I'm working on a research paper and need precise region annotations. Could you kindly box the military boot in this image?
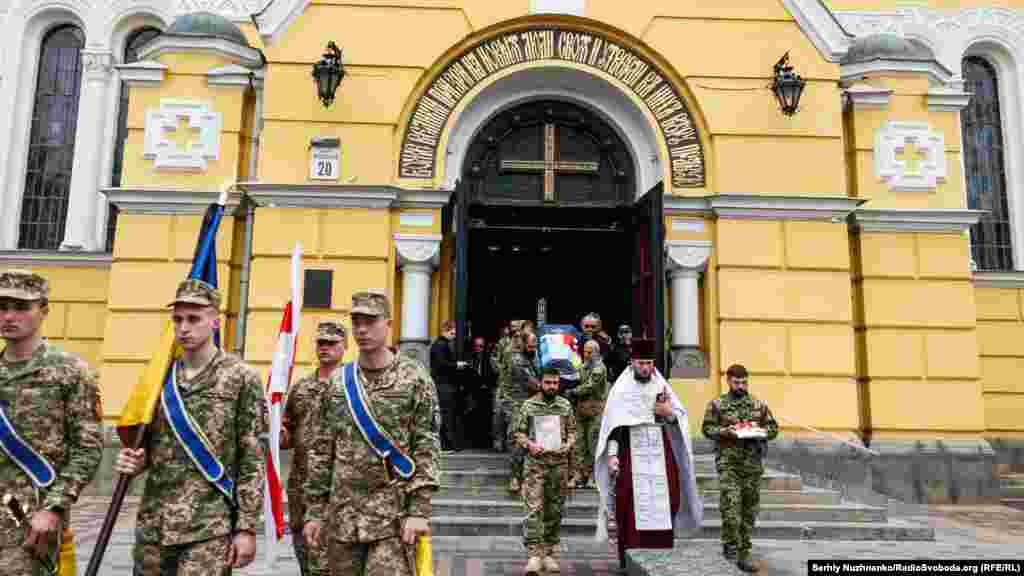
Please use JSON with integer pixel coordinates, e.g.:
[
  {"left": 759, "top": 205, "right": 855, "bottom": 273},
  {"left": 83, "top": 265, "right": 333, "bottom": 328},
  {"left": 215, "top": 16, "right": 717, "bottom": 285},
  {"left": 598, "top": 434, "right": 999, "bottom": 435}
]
[
  {"left": 737, "top": 554, "right": 759, "bottom": 573},
  {"left": 542, "top": 546, "right": 560, "bottom": 573},
  {"left": 722, "top": 545, "right": 737, "bottom": 560}
]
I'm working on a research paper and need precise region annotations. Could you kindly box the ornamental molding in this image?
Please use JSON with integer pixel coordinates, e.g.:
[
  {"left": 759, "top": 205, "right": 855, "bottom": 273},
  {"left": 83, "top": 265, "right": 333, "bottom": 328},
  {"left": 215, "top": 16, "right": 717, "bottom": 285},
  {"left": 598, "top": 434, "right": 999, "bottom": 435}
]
[
  {"left": 926, "top": 87, "right": 972, "bottom": 112},
  {"left": 874, "top": 121, "right": 946, "bottom": 193},
  {"left": 207, "top": 64, "right": 254, "bottom": 87},
  {"left": 102, "top": 187, "right": 242, "bottom": 215},
  {"left": 843, "top": 83, "right": 893, "bottom": 110},
  {"left": 80, "top": 50, "right": 113, "bottom": 76},
  {"left": 779, "top": 0, "right": 854, "bottom": 63},
  {"left": 176, "top": 0, "right": 267, "bottom": 23},
  {"left": 840, "top": 59, "right": 952, "bottom": 86},
  {"left": 116, "top": 61, "right": 167, "bottom": 85},
  {"left": 240, "top": 183, "right": 398, "bottom": 209},
  {"left": 849, "top": 208, "right": 983, "bottom": 233},
  {"left": 397, "top": 188, "right": 452, "bottom": 210},
  {"left": 665, "top": 240, "right": 712, "bottom": 273},
  {"left": 143, "top": 100, "right": 223, "bottom": 171},
  {"left": 973, "top": 271, "right": 1024, "bottom": 289},
  {"left": 138, "top": 35, "right": 263, "bottom": 69},
  {"left": 836, "top": 8, "right": 1024, "bottom": 83},
  {"left": 0, "top": 250, "right": 112, "bottom": 268},
  {"left": 394, "top": 234, "right": 442, "bottom": 268},
  {"left": 664, "top": 194, "right": 865, "bottom": 222}
]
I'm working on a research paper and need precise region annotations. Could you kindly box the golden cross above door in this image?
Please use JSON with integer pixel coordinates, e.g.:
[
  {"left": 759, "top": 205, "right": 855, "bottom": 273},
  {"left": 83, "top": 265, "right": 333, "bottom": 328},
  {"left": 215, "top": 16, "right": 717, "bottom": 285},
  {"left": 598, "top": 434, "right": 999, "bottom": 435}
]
[{"left": 500, "top": 124, "right": 600, "bottom": 202}]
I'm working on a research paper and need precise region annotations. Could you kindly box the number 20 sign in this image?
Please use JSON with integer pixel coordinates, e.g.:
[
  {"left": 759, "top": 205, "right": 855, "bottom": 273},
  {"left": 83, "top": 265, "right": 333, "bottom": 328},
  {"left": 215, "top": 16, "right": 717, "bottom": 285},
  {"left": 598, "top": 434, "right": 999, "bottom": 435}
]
[{"left": 310, "top": 146, "right": 340, "bottom": 181}]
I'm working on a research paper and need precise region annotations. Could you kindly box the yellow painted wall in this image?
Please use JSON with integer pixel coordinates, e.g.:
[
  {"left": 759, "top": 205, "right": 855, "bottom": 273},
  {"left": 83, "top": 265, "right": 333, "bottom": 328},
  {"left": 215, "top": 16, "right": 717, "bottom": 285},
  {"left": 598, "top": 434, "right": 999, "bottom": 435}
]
[
  {"left": 853, "top": 231, "right": 984, "bottom": 439},
  {"left": 100, "top": 213, "right": 237, "bottom": 419},
  {"left": 975, "top": 285, "right": 1024, "bottom": 437},
  {"left": 12, "top": 266, "right": 110, "bottom": 372},
  {"left": 715, "top": 218, "right": 859, "bottom": 436},
  {"left": 244, "top": 207, "right": 395, "bottom": 378}
]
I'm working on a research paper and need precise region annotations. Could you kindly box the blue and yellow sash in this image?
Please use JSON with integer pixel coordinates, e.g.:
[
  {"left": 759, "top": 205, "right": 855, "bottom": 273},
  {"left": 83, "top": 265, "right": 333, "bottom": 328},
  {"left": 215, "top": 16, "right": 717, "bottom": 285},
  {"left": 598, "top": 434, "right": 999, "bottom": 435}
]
[
  {"left": 161, "top": 362, "right": 234, "bottom": 499},
  {"left": 0, "top": 402, "right": 55, "bottom": 488},
  {"left": 341, "top": 362, "right": 415, "bottom": 479}
]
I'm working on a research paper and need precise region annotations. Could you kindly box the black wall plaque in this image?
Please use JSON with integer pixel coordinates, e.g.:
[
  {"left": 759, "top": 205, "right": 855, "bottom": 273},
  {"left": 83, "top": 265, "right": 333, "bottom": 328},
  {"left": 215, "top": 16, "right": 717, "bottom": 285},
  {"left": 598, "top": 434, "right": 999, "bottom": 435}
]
[{"left": 304, "top": 269, "right": 333, "bottom": 309}]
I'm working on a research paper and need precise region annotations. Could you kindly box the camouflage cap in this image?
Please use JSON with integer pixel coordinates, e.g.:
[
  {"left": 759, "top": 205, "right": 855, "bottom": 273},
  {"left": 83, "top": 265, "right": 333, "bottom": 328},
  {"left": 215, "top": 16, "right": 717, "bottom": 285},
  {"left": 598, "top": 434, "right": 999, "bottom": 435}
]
[
  {"left": 0, "top": 269, "right": 48, "bottom": 301},
  {"left": 316, "top": 319, "right": 347, "bottom": 342},
  {"left": 168, "top": 279, "right": 222, "bottom": 308},
  {"left": 350, "top": 289, "right": 390, "bottom": 318}
]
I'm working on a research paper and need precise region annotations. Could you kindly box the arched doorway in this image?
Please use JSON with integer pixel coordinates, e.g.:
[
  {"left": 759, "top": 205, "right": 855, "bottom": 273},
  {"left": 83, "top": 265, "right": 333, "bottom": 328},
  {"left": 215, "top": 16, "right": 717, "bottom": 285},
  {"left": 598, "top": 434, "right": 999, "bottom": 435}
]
[{"left": 447, "top": 99, "right": 665, "bottom": 370}]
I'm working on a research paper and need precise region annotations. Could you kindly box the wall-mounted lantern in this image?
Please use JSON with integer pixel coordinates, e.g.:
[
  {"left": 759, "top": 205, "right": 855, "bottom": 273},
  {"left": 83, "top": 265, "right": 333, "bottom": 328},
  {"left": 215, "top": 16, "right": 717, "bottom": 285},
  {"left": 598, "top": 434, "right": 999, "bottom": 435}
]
[
  {"left": 771, "top": 51, "right": 806, "bottom": 116},
  {"left": 312, "top": 41, "right": 345, "bottom": 108}
]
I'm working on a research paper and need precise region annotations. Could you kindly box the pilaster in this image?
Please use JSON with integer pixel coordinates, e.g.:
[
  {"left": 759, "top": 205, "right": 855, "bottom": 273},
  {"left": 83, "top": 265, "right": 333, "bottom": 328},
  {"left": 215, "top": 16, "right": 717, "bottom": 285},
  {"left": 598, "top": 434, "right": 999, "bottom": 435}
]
[
  {"left": 665, "top": 240, "right": 711, "bottom": 378},
  {"left": 395, "top": 234, "right": 441, "bottom": 366}
]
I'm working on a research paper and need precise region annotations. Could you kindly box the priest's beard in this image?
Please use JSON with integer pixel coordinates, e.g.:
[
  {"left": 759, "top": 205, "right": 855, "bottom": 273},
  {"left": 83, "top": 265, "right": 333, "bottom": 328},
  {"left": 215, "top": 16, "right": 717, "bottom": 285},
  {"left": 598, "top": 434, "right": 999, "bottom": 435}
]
[{"left": 635, "top": 371, "right": 652, "bottom": 384}]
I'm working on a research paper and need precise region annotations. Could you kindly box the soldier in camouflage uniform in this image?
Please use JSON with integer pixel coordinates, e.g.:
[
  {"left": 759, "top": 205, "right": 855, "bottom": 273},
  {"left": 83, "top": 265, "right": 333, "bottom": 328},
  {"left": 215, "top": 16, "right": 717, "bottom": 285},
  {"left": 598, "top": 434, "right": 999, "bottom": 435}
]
[
  {"left": 489, "top": 321, "right": 516, "bottom": 452},
  {"left": 702, "top": 364, "right": 778, "bottom": 573},
  {"left": 566, "top": 340, "right": 608, "bottom": 488},
  {"left": 283, "top": 320, "right": 347, "bottom": 576},
  {"left": 0, "top": 270, "right": 103, "bottom": 576},
  {"left": 512, "top": 367, "right": 576, "bottom": 575},
  {"left": 116, "top": 279, "right": 266, "bottom": 575},
  {"left": 303, "top": 290, "right": 439, "bottom": 576},
  {"left": 504, "top": 332, "right": 540, "bottom": 494}
]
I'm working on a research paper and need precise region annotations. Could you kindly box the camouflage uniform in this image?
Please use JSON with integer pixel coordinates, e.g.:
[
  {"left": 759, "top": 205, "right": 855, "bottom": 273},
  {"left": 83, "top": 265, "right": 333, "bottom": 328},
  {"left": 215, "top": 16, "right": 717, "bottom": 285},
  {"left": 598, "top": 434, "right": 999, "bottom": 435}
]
[
  {"left": 304, "top": 291, "right": 439, "bottom": 576},
  {"left": 504, "top": 349, "right": 538, "bottom": 486},
  {"left": 0, "top": 270, "right": 103, "bottom": 576},
  {"left": 512, "top": 394, "right": 576, "bottom": 560},
  {"left": 568, "top": 356, "right": 608, "bottom": 484},
  {"left": 284, "top": 321, "right": 345, "bottom": 576},
  {"left": 701, "top": 392, "right": 778, "bottom": 562},
  {"left": 489, "top": 335, "right": 511, "bottom": 451},
  {"left": 133, "top": 280, "right": 267, "bottom": 575}
]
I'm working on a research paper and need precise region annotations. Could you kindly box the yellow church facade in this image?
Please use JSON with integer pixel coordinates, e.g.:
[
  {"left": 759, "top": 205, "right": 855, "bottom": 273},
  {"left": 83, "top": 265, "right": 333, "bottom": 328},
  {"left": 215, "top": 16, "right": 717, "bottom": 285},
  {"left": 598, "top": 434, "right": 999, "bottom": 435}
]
[{"left": 2, "top": 0, "right": 1024, "bottom": 502}]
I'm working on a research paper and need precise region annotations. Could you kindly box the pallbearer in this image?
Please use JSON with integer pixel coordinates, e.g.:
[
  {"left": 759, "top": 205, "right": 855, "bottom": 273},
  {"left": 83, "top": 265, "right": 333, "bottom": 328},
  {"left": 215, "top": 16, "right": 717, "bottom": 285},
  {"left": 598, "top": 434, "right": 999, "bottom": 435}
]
[
  {"left": 0, "top": 270, "right": 103, "bottom": 575},
  {"left": 283, "top": 320, "right": 348, "bottom": 575},
  {"left": 593, "top": 338, "right": 703, "bottom": 570},
  {"left": 115, "top": 279, "right": 266, "bottom": 574}
]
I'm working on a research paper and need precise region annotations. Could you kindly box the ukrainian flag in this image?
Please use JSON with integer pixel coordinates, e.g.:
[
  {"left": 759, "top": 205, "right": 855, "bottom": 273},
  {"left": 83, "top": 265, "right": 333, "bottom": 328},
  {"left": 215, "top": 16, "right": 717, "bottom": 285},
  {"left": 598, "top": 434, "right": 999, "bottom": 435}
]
[{"left": 116, "top": 200, "right": 226, "bottom": 439}]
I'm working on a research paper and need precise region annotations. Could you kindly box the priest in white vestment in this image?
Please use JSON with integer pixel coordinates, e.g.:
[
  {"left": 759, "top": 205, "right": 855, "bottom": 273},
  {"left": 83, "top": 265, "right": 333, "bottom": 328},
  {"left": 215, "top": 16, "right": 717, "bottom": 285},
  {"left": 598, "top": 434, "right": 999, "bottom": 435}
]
[{"left": 593, "top": 338, "right": 703, "bottom": 569}]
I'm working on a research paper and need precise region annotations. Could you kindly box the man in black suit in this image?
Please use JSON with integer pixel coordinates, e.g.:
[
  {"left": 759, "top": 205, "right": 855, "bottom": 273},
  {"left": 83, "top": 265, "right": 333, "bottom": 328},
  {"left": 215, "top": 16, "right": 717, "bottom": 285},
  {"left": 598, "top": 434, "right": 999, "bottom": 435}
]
[{"left": 430, "top": 320, "right": 464, "bottom": 452}]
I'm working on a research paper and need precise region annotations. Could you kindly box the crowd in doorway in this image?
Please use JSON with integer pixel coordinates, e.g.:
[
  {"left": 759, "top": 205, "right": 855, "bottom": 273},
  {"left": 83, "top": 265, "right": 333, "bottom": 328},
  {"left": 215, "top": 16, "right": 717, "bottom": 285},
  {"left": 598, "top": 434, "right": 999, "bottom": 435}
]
[{"left": 428, "top": 314, "right": 634, "bottom": 461}]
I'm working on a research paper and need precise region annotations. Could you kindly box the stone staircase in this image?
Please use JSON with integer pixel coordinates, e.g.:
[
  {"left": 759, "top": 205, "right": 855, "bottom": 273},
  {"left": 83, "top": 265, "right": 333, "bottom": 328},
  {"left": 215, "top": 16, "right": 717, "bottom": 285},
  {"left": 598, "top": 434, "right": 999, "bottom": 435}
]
[
  {"left": 1001, "top": 473, "right": 1024, "bottom": 510},
  {"left": 431, "top": 450, "right": 934, "bottom": 543}
]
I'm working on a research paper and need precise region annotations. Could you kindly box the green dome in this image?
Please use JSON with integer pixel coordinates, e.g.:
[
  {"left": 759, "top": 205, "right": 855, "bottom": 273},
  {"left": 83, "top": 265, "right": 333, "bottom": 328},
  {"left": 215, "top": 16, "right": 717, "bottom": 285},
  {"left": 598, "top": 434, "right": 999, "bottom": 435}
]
[
  {"left": 167, "top": 11, "right": 250, "bottom": 47},
  {"left": 841, "top": 33, "right": 935, "bottom": 65}
]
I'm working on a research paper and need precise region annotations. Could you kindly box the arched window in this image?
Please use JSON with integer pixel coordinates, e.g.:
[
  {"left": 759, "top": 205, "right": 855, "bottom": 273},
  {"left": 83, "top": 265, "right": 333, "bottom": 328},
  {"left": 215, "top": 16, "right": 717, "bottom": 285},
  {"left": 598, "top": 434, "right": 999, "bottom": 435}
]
[
  {"left": 107, "top": 26, "right": 161, "bottom": 252},
  {"left": 962, "top": 56, "right": 1013, "bottom": 270},
  {"left": 18, "top": 25, "right": 85, "bottom": 250}
]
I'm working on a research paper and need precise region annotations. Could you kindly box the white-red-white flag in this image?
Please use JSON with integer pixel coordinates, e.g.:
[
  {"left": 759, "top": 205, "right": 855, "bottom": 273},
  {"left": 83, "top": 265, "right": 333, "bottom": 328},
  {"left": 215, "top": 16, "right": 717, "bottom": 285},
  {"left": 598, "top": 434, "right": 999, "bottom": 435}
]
[{"left": 264, "top": 242, "right": 302, "bottom": 568}]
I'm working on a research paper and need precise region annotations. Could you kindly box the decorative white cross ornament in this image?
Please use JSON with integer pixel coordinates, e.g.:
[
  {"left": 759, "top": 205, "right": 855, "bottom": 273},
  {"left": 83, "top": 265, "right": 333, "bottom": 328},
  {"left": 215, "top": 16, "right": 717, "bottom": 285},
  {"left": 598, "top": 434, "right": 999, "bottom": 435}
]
[
  {"left": 143, "top": 100, "right": 222, "bottom": 171},
  {"left": 874, "top": 121, "right": 946, "bottom": 192}
]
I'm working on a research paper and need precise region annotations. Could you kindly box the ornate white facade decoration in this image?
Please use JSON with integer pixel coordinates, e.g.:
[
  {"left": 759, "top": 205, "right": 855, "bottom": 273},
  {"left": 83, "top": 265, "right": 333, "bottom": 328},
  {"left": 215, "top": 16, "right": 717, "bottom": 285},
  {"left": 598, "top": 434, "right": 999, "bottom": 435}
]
[
  {"left": 874, "top": 122, "right": 946, "bottom": 193},
  {"left": 143, "top": 100, "right": 222, "bottom": 171},
  {"left": 395, "top": 235, "right": 442, "bottom": 268},
  {"left": 530, "top": 0, "right": 585, "bottom": 17},
  {"left": 177, "top": 0, "right": 268, "bottom": 22}
]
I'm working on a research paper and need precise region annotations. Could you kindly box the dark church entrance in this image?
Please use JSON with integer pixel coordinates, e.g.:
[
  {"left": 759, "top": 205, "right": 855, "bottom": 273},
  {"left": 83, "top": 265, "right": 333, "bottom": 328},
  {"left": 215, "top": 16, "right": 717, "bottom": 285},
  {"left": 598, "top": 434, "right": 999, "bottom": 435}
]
[{"left": 446, "top": 100, "right": 665, "bottom": 371}]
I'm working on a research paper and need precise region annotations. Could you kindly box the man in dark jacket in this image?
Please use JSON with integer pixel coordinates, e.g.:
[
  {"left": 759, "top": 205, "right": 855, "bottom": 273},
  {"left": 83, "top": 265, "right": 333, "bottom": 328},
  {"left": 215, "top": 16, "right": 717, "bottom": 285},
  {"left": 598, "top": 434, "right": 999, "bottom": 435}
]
[
  {"left": 430, "top": 320, "right": 464, "bottom": 452},
  {"left": 606, "top": 324, "right": 633, "bottom": 382}
]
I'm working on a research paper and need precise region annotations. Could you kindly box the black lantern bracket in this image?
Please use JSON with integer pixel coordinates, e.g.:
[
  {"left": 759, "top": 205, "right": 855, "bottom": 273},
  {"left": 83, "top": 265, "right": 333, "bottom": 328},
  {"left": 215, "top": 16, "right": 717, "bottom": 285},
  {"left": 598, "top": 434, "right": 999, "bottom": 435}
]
[
  {"left": 771, "top": 51, "right": 806, "bottom": 116},
  {"left": 312, "top": 41, "right": 345, "bottom": 108}
]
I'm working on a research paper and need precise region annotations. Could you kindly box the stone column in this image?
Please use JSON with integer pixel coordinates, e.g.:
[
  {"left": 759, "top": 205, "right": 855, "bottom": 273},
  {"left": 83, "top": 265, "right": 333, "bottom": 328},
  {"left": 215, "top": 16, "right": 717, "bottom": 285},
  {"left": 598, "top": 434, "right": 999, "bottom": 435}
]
[
  {"left": 665, "top": 240, "right": 712, "bottom": 378},
  {"left": 61, "top": 50, "right": 114, "bottom": 251},
  {"left": 395, "top": 234, "right": 441, "bottom": 365}
]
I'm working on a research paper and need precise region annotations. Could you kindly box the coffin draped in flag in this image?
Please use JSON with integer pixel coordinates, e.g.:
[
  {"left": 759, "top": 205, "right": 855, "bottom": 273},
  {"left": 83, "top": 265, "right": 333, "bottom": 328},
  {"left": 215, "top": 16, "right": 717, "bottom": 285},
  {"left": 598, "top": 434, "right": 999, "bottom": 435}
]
[
  {"left": 116, "top": 201, "right": 225, "bottom": 441},
  {"left": 264, "top": 243, "right": 302, "bottom": 567}
]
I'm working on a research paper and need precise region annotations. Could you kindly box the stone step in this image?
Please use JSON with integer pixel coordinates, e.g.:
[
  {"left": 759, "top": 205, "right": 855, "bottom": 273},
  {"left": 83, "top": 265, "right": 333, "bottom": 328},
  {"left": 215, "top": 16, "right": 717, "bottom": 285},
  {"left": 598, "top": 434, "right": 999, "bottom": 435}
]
[
  {"left": 440, "top": 469, "right": 802, "bottom": 492},
  {"left": 442, "top": 451, "right": 719, "bottom": 472},
  {"left": 429, "top": 516, "right": 933, "bottom": 541},
  {"left": 436, "top": 486, "right": 840, "bottom": 505},
  {"left": 430, "top": 498, "right": 887, "bottom": 523}
]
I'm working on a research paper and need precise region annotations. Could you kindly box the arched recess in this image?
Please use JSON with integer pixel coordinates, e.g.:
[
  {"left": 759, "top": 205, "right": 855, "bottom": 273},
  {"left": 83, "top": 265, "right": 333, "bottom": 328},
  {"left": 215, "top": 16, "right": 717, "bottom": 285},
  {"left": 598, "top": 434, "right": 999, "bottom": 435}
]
[
  {"left": 395, "top": 15, "right": 711, "bottom": 195},
  {"left": 963, "top": 39, "right": 1024, "bottom": 271},
  {"left": 0, "top": 4, "right": 90, "bottom": 249}
]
